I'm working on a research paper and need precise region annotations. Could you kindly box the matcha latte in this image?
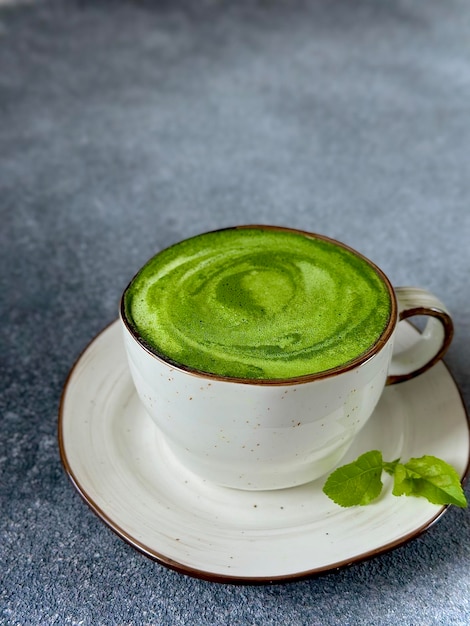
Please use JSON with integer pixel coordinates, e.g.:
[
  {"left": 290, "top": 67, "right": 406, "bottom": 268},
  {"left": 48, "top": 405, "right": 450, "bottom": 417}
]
[{"left": 122, "top": 227, "right": 393, "bottom": 380}]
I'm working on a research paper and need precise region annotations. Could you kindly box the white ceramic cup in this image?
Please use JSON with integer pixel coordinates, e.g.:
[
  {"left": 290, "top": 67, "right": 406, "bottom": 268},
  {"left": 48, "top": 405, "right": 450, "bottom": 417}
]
[{"left": 120, "top": 230, "right": 453, "bottom": 491}]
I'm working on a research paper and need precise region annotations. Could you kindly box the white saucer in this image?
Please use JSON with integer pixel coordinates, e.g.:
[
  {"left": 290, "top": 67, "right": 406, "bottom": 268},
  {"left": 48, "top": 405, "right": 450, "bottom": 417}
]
[{"left": 59, "top": 321, "right": 469, "bottom": 583}]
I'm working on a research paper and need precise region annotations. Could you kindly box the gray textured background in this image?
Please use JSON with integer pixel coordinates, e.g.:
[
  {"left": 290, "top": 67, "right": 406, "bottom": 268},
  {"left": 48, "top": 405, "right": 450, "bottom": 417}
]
[{"left": 1, "top": 0, "right": 469, "bottom": 624}]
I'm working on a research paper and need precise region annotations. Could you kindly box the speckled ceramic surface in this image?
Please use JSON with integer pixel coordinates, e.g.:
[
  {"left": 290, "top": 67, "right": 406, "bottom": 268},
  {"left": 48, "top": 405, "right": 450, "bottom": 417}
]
[{"left": 59, "top": 320, "right": 469, "bottom": 583}]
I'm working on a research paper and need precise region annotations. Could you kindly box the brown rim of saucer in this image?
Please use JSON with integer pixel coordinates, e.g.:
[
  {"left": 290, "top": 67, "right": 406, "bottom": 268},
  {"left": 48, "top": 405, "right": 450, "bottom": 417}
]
[
  {"left": 120, "top": 224, "right": 398, "bottom": 386},
  {"left": 57, "top": 319, "right": 470, "bottom": 585}
]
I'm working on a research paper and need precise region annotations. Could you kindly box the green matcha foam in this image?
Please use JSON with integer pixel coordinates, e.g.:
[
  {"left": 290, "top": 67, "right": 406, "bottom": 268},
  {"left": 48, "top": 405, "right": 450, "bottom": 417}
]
[{"left": 123, "top": 227, "right": 392, "bottom": 380}]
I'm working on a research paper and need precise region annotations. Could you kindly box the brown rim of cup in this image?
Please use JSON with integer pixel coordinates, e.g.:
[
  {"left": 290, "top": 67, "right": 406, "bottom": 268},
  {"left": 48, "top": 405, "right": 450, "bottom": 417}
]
[{"left": 119, "top": 224, "right": 398, "bottom": 386}]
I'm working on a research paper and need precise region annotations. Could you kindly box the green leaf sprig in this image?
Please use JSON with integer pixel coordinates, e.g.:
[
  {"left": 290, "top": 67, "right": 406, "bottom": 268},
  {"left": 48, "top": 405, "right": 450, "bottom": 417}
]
[{"left": 323, "top": 450, "right": 467, "bottom": 508}]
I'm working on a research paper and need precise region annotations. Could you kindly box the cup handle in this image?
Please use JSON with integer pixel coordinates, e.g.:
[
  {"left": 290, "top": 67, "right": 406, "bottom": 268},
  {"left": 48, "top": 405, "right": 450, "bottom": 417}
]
[{"left": 386, "top": 287, "right": 454, "bottom": 385}]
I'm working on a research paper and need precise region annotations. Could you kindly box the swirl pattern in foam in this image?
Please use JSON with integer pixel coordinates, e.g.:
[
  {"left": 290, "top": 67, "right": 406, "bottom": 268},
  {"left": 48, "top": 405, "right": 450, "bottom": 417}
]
[{"left": 123, "top": 227, "right": 392, "bottom": 380}]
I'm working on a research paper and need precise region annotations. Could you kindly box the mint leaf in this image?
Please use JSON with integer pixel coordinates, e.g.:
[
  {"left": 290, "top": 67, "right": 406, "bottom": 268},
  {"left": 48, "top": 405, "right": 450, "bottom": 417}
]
[
  {"left": 392, "top": 455, "right": 467, "bottom": 508},
  {"left": 383, "top": 458, "right": 400, "bottom": 476},
  {"left": 323, "top": 451, "right": 467, "bottom": 509},
  {"left": 322, "top": 450, "right": 384, "bottom": 507}
]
